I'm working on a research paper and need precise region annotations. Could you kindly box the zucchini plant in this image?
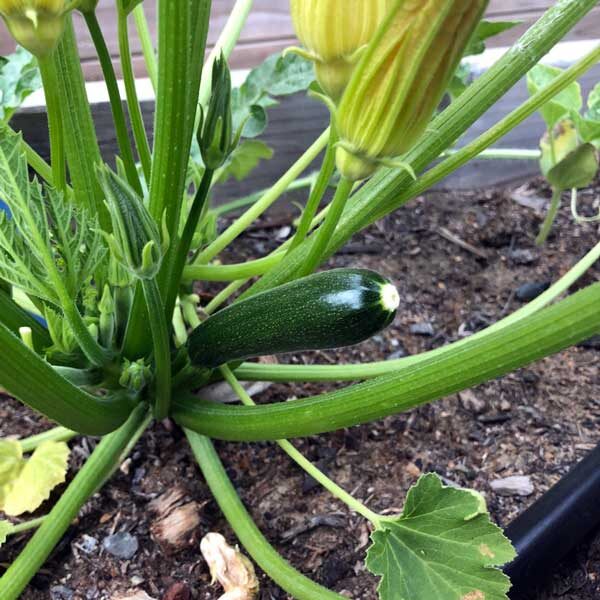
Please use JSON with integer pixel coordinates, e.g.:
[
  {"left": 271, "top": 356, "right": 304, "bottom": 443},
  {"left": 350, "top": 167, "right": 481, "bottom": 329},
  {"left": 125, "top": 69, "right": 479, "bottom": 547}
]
[{"left": 0, "top": 0, "right": 599, "bottom": 598}]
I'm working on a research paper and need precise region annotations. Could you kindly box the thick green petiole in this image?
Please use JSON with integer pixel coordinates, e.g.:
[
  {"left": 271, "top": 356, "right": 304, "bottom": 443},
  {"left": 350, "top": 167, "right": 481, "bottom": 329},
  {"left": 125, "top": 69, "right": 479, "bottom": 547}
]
[
  {"left": 0, "top": 404, "right": 150, "bottom": 600},
  {"left": 142, "top": 279, "right": 172, "bottom": 420},
  {"left": 287, "top": 127, "right": 338, "bottom": 254},
  {"left": 186, "top": 430, "right": 345, "bottom": 600},
  {"left": 297, "top": 176, "right": 353, "bottom": 278},
  {"left": 19, "top": 427, "right": 76, "bottom": 453},
  {"left": 164, "top": 168, "right": 214, "bottom": 322},
  {"left": 118, "top": 9, "right": 152, "bottom": 182}
]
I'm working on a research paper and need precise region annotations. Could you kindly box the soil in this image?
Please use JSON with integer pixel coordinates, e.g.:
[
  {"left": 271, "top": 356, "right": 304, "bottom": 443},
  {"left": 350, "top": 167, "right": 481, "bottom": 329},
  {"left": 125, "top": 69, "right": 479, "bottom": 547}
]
[{"left": 1, "top": 176, "right": 600, "bottom": 600}]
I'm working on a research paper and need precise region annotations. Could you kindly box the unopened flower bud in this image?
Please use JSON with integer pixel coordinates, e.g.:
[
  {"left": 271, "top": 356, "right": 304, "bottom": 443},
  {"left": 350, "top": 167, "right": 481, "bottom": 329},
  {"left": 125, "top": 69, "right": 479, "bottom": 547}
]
[
  {"left": 289, "top": 0, "right": 394, "bottom": 100},
  {"left": 0, "top": 0, "right": 70, "bottom": 57},
  {"left": 199, "top": 54, "right": 236, "bottom": 170},
  {"left": 96, "top": 165, "right": 164, "bottom": 280},
  {"left": 336, "top": 0, "right": 488, "bottom": 181}
]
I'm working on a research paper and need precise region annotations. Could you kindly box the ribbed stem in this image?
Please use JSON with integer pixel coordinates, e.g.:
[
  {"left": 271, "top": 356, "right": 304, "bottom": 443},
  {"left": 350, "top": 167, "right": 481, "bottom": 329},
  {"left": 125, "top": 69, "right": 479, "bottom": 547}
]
[
  {"left": 0, "top": 404, "right": 149, "bottom": 600},
  {"left": 85, "top": 11, "right": 143, "bottom": 195},
  {"left": 142, "top": 278, "right": 172, "bottom": 419},
  {"left": 118, "top": 9, "right": 152, "bottom": 182}
]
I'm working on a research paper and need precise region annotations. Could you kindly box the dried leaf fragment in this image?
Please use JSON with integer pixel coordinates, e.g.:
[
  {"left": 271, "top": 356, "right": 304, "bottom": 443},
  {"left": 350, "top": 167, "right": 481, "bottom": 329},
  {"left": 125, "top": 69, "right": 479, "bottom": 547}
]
[{"left": 200, "top": 533, "right": 259, "bottom": 600}]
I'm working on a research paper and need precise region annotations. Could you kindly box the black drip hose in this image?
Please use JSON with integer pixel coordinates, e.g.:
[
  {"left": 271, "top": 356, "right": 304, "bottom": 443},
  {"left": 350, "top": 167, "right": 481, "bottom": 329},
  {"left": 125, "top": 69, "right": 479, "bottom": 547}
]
[{"left": 505, "top": 441, "right": 600, "bottom": 598}]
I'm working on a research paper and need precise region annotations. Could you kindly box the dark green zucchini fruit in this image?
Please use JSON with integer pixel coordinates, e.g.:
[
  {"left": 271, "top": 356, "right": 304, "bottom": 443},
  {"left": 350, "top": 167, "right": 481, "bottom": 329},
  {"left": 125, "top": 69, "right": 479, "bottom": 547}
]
[{"left": 187, "top": 268, "right": 399, "bottom": 368}]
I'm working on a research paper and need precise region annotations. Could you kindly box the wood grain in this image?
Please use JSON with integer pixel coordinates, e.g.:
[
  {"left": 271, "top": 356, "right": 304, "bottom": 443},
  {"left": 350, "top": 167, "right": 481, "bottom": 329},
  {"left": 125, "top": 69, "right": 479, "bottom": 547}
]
[{"left": 1, "top": 1, "right": 598, "bottom": 79}]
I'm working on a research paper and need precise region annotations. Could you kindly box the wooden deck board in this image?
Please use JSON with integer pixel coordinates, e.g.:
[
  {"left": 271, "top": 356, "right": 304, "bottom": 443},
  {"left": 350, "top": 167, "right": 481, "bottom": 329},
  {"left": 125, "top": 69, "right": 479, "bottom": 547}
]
[{"left": 1, "top": 1, "right": 598, "bottom": 79}]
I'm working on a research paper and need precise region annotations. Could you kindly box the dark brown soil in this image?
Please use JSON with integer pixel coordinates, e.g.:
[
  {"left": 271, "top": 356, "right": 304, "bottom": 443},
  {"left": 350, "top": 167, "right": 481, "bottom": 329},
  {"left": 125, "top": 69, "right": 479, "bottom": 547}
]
[{"left": 2, "top": 177, "right": 600, "bottom": 600}]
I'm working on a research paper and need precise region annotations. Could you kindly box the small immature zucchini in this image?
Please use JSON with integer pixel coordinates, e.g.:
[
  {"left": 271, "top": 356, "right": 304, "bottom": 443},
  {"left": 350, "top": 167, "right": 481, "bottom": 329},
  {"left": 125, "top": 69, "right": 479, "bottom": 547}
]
[{"left": 187, "top": 268, "right": 399, "bottom": 368}]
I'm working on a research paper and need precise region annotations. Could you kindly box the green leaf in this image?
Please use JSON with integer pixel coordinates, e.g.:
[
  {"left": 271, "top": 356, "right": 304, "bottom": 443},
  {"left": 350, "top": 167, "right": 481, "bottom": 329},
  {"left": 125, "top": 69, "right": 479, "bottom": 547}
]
[
  {"left": 216, "top": 140, "right": 274, "bottom": 185},
  {"left": 546, "top": 143, "right": 599, "bottom": 190},
  {"left": 527, "top": 64, "right": 582, "bottom": 130},
  {"left": 0, "top": 125, "right": 107, "bottom": 303},
  {"left": 366, "top": 474, "right": 516, "bottom": 600},
  {"left": 0, "top": 47, "right": 41, "bottom": 123},
  {"left": 586, "top": 82, "right": 600, "bottom": 120},
  {"left": 0, "top": 520, "right": 13, "bottom": 547},
  {"left": 231, "top": 52, "right": 314, "bottom": 139},
  {"left": 1, "top": 441, "right": 70, "bottom": 516},
  {"left": 464, "top": 21, "right": 521, "bottom": 57}
]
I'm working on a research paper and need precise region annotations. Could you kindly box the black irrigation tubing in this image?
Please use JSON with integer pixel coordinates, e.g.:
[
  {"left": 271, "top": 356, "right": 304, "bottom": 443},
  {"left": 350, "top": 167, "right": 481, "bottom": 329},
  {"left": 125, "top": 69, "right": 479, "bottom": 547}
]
[{"left": 505, "top": 441, "right": 600, "bottom": 598}]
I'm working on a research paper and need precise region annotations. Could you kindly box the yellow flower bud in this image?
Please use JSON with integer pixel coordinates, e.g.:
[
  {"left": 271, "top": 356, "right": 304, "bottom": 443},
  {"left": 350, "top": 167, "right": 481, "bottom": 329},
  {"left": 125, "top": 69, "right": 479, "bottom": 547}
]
[
  {"left": 0, "top": 0, "right": 70, "bottom": 57},
  {"left": 336, "top": 0, "right": 488, "bottom": 181},
  {"left": 289, "top": 0, "right": 395, "bottom": 100}
]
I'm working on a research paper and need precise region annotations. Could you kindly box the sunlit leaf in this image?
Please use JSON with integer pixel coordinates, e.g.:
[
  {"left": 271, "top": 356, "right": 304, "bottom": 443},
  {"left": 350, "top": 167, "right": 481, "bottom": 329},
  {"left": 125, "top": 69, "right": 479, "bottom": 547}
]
[
  {"left": 586, "top": 83, "right": 600, "bottom": 121},
  {"left": 527, "top": 64, "right": 582, "bottom": 130},
  {"left": 1, "top": 441, "right": 70, "bottom": 516},
  {"left": 0, "top": 439, "right": 23, "bottom": 487},
  {"left": 366, "top": 474, "right": 516, "bottom": 600}
]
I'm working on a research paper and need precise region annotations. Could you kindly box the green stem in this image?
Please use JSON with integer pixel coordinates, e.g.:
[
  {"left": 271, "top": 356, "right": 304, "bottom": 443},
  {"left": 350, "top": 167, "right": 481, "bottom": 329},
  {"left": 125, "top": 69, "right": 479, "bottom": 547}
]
[
  {"left": 184, "top": 252, "right": 283, "bottom": 282},
  {"left": 164, "top": 168, "right": 214, "bottom": 323},
  {"left": 84, "top": 11, "right": 143, "bottom": 195},
  {"left": 185, "top": 430, "right": 345, "bottom": 600},
  {"left": 536, "top": 187, "right": 563, "bottom": 246},
  {"left": 23, "top": 138, "right": 54, "bottom": 185},
  {"left": 19, "top": 427, "right": 76, "bottom": 453},
  {"left": 288, "top": 128, "right": 338, "bottom": 253},
  {"left": 174, "top": 284, "right": 600, "bottom": 441},
  {"left": 10, "top": 517, "right": 46, "bottom": 535},
  {"left": 195, "top": 129, "right": 330, "bottom": 265},
  {"left": 37, "top": 57, "right": 66, "bottom": 192},
  {"left": 133, "top": 4, "right": 157, "bottom": 90},
  {"left": 298, "top": 177, "right": 353, "bottom": 277},
  {"left": 214, "top": 174, "right": 318, "bottom": 217},
  {"left": 117, "top": 9, "right": 152, "bottom": 182},
  {"left": 235, "top": 237, "right": 600, "bottom": 382},
  {"left": 221, "top": 365, "right": 381, "bottom": 525},
  {"left": 442, "top": 148, "right": 541, "bottom": 160},
  {"left": 205, "top": 280, "right": 247, "bottom": 314},
  {"left": 0, "top": 404, "right": 149, "bottom": 600},
  {"left": 141, "top": 279, "right": 172, "bottom": 420}
]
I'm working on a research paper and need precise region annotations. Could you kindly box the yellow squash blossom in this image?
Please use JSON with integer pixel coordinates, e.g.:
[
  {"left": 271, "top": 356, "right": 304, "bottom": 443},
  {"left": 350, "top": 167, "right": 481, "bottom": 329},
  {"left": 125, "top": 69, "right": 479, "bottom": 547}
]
[
  {"left": 336, "top": 0, "right": 489, "bottom": 181},
  {"left": 0, "top": 0, "right": 71, "bottom": 57},
  {"left": 289, "top": 0, "right": 395, "bottom": 100}
]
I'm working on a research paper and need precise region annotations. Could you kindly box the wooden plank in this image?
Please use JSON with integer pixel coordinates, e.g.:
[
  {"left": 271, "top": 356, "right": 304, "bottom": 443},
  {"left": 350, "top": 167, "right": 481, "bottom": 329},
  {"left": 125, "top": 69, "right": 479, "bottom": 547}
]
[{"left": 1, "top": 2, "right": 598, "bottom": 80}]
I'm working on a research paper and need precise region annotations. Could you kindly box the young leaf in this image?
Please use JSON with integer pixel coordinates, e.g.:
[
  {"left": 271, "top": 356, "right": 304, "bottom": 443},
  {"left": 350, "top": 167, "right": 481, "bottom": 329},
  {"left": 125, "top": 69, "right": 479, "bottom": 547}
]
[
  {"left": 527, "top": 64, "right": 582, "bottom": 130},
  {"left": 0, "top": 126, "right": 106, "bottom": 303},
  {"left": 0, "top": 440, "right": 70, "bottom": 517},
  {"left": 465, "top": 21, "right": 521, "bottom": 57},
  {"left": 366, "top": 474, "right": 516, "bottom": 600},
  {"left": 216, "top": 140, "right": 274, "bottom": 185},
  {"left": 0, "top": 47, "right": 41, "bottom": 123}
]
